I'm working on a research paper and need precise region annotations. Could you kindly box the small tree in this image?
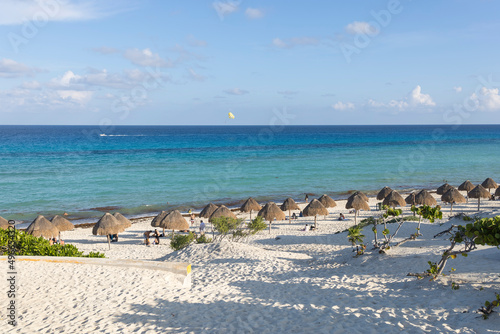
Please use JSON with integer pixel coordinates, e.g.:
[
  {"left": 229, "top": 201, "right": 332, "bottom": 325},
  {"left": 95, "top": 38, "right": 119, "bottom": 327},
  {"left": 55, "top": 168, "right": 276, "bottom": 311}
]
[
  {"left": 170, "top": 232, "right": 196, "bottom": 251},
  {"left": 247, "top": 216, "right": 267, "bottom": 235},
  {"left": 211, "top": 216, "right": 244, "bottom": 242},
  {"left": 347, "top": 225, "right": 366, "bottom": 256}
]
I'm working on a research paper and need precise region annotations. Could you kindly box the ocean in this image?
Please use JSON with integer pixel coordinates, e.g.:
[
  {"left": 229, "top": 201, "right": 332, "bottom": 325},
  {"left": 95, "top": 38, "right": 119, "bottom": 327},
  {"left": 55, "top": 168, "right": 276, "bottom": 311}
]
[{"left": 1, "top": 125, "right": 499, "bottom": 223}]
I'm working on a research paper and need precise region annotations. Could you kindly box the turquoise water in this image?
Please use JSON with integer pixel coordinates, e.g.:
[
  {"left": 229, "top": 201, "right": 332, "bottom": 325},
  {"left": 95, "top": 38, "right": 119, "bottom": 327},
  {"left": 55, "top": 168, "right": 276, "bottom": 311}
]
[{"left": 1, "top": 125, "right": 499, "bottom": 222}]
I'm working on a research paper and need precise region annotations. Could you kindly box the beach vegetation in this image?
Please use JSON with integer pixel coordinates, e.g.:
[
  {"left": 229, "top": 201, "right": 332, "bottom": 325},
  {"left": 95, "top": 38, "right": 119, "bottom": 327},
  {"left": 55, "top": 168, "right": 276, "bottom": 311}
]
[
  {"left": 247, "top": 216, "right": 268, "bottom": 234},
  {"left": 480, "top": 293, "right": 500, "bottom": 319},
  {"left": 170, "top": 232, "right": 196, "bottom": 251},
  {"left": 0, "top": 229, "right": 104, "bottom": 258},
  {"left": 347, "top": 225, "right": 366, "bottom": 256},
  {"left": 409, "top": 215, "right": 500, "bottom": 280},
  {"left": 195, "top": 234, "right": 212, "bottom": 244},
  {"left": 211, "top": 216, "right": 244, "bottom": 242}
]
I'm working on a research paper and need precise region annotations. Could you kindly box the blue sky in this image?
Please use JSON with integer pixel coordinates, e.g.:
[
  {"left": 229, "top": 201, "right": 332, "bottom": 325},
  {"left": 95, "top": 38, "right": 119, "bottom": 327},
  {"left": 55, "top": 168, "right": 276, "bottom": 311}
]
[{"left": 0, "top": 0, "right": 500, "bottom": 125}]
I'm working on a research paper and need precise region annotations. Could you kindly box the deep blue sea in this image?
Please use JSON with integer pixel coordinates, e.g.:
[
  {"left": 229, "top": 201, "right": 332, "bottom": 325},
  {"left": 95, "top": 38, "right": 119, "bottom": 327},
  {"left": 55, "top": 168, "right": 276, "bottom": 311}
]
[{"left": 1, "top": 125, "right": 499, "bottom": 222}]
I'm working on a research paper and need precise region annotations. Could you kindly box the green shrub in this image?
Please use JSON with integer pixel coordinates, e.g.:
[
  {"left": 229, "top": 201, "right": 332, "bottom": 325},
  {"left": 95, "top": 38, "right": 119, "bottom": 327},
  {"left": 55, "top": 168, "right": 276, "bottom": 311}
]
[
  {"left": 196, "top": 234, "right": 212, "bottom": 244},
  {"left": 170, "top": 232, "right": 196, "bottom": 251},
  {"left": 211, "top": 216, "right": 244, "bottom": 242},
  {"left": 0, "top": 228, "right": 104, "bottom": 258},
  {"left": 247, "top": 216, "right": 267, "bottom": 234}
]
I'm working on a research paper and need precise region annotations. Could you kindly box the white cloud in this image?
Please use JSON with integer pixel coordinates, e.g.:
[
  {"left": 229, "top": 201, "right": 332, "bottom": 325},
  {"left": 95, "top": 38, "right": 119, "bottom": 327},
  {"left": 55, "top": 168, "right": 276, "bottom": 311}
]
[
  {"left": 0, "top": 0, "right": 125, "bottom": 25},
  {"left": 272, "top": 37, "right": 318, "bottom": 49},
  {"left": 245, "top": 8, "right": 264, "bottom": 19},
  {"left": 0, "top": 58, "right": 40, "bottom": 78},
  {"left": 453, "top": 86, "right": 462, "bottom": 93},
  {"left": 224, "top": 88, "right": 249, "bottom": 95},
  {"left": 123, "top": 48, "right": 171, "bottom": 67},
  {"left": 187, "top": 35, "right": 207, "bottom": 47},
  {"left": 470, "top": 87, "right": 500, "bottom": 111},
  {"left": 345, "top": 21, "right": 378, "bottom": 35},
  {"left": 57, "top": 90, "right": 93, "bottom": 103},
  {"left": 367, "top": 85, "right": 435, "bottom": 111},
  {"left": 213, "top": 1, "right": 240, "bottom": 19},
  {"left": 188, "top": 68, "right": 206, "bottom": 82},
  {"left": 20, "top": 80, "right": 41, "bottom": 90},
  {"left": 408, "top": 85, "right": 435, "bottom": 106},
  {"left": 332, "top": 101, "right": 354, "bottom": 110}
]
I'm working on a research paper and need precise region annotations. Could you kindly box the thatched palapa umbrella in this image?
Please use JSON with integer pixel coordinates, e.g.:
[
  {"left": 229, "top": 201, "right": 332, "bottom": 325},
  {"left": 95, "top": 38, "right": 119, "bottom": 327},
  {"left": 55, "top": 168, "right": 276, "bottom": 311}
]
[
  {"left": 258, "top": 202, "right": 285, "bottom": 233},
  {"left": 26, "top": 215, "right": 59, "bottom": 239},
  {"left": 348, "top": 191, "right": 369, "bottom": 202},
  {"left": 458, "top": 180, "right": 475, "bottom": 202},
  {"left": 303, "top": 199, "right": 328, "bottom": 228},
  {"left": 199, "top": 203, "right": 219, "bottom": 218},
  {"left": 405, "top": 192, "right": 417, "bottom": 206},
  {"left": 157, "top": 210, "right": 189, "bottom": 235},
  {"left": 441, "top": 188, "right": 466, "bottom": 214},
  {"left": 51, "top": 215, "right": 74, "bottom": 242},
  {"left": 468, "top": 185, "right": 491, "bottom": 211},
  {"left": 415, "top": 190, "right": 437, "bottom": 206},
  {"left": 152, "top": 211, "right": 169, "bottom": 235},
  {"left": 345, "top": 194, "right": 370, "bottom": 224},
  {"left": 377, "top": 186, "right": 393, "bottom": 200},
  {"left": 210, "top": 205, "right": 237, "bottom": 221},
  {"left": 437, "top": 183, "right": 453, "bottom": 195},
  {"left": 113, "top": 212, "right": 132, "bottom": 228},
  {"left": 318, "top": 194, "right": 337, "bottom": 208},
  {"left": 240, "top": 198, "right": 262, "bottom": 222},
  {"left": 481, "top": 178, "right": 498, "bottom": 193},
  {"left": 93, "top": 213, "right": 125, "bottom": 249},
  {"left": 280, "top": 197, "right": 300, "bottom": 224},
  {"left": 0, "top": 216, "right": 9, "bottom": 230},
  {"left": 382, "top": 190, "right": 406, "bottom": 208},
  {"left": 495, "top": 187, "right": 500, "bottom": 198}
]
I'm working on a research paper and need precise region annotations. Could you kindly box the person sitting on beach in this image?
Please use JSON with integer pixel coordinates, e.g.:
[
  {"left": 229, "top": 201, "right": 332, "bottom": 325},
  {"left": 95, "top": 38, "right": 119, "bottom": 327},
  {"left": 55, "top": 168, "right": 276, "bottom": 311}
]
[
  {"left": 302, "top": 224, "right": 310, "bottom": 231},
  {"left": 338, "top": 213, "right": 345, "bottom": 221},
  {"left": 153, "top": 229, "right": 160, "bottom": 245},
  {"left": 199, "top": 220, "right": 206, "bottom": 235},
  {"left": 49, "top": 237, "right": 55, "bottom": 245},
  {"left": 310, "top": 225, "right": 316, "bottom": 231},
  {"left": 111, "top": 234, "right": 118, "bottom": 242},
  {"left": 299, "top": 211, "right": 304, "bottom": 218},
  {"left": 144, "top": 231, "right": 152, "bottom": 246},
  {"left": 292, "top": 213, "right": 297, "bottom": 220},
  {"left": 108, "top": 234, "right": 114, "bottom": 242}
]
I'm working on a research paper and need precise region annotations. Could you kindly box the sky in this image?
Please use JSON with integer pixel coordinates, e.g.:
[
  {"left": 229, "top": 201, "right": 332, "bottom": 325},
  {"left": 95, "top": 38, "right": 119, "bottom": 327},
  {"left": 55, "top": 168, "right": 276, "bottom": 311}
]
[{"left": 0, "top": 0, "right": 500, "bottom": 125}]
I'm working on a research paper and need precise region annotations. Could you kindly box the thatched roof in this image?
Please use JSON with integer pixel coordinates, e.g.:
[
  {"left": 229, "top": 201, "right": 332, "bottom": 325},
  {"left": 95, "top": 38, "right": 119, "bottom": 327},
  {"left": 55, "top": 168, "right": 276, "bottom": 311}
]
[
  {"left": 348, "top": 191, "right": 369, "bottom": 202},
  {"left": 345, "top": 194, "right": 370, "bottom": 211},
  {"left": 495, "top": 187, "right": 500, "bottom": 197},
  {"left": 0, "top": 216, "right": 10, "bottom": 230},
  {"left": 158, "top": 210, "right": 189, "bottom": 230},
  {"left": 303, "top": 199, "right": 329, "bottom": 217},
  {"left": 481, "top": 178, "right": 498, "bottom": 190},
  {"left": 51, "top": 215, "right": 74, "bottom": 232},
  {"left": 458, "top": 180, "right": 474, "bottom": 192},
  {"left": 92, "top": 213, "right": 125, "bottom": 236},
  {"left": 415, "top": 190, "right": 437, "bottom": 206},
  {"left": 437, "top": 183, "right": 453, "bottom": 195},
  {"left": 441, "top": 188, "right": 466, "bottom": 204},
  {"left": 113, "top": 212, "right": 132, "bottom": 228},
  {"left": 26, "top": 215, "right": 59, "bottom": 238},
  {"left": 240, "top": 198, "right": 262, "bottom": 212},
  {"left": 468, "top": 185, "right": 491, "bottom": 199},
  {"left": 318, "top": 194, "right": 337, "bottom": 208},
  {"left": 280, "top": 197, "right": 300, "bottom": 211},
  {"left": 210, "top": 205, "right": 237, "bottom": 221},
  {"left": 199, "top": 203, "right": 219, "bottom": 218},
  {"left": 382, "top": 190, "right": 406, "bottom": 207},
  {"left": 258, "top": 202, "right": 285, "bottom": 221},
  {"left": 151, "top": 211, "right": 169, "bottom": 227},
  {"left": 405, "top": 192, "right": 417, "bottom": 205},
  {"left": 377, "top": 186, "right": 393, "bottom": 200}
]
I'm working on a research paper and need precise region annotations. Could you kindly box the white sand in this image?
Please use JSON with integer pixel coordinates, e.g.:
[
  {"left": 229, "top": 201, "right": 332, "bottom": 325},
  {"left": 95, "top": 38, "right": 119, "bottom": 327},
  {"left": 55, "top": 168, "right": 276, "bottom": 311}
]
[{"left": 2, "top": 195, "right": 500, "bottom": 333}]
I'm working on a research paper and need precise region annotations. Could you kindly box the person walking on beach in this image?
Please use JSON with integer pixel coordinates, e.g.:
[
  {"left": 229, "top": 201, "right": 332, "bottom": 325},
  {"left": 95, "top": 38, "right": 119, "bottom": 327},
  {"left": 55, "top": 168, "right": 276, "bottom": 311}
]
[
  {"left": 199, "top": 220, "right": 206, "bottom": 235},
  {"left": 305, "top": 194, "right": 309, "bottom": 202},
  {"left": 190, "top": 213, "right": 195, "bottom": 226}
]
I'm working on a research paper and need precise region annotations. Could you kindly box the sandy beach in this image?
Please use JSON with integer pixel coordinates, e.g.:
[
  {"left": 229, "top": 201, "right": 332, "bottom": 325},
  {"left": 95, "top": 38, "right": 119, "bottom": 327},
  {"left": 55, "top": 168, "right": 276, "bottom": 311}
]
[{"left": 2, "top": 194, "right": 500, "bottom": 333}]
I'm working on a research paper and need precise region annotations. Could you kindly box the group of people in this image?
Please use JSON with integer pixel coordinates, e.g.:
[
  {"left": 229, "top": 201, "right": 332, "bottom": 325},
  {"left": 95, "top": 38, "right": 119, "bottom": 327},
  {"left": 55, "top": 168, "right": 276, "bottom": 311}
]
[
  {"left": 49, "top": 237, "right": 64, "bottom": 245},
  {"left": 143, "top": 219, "right": 207, "bottom": 246}
]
